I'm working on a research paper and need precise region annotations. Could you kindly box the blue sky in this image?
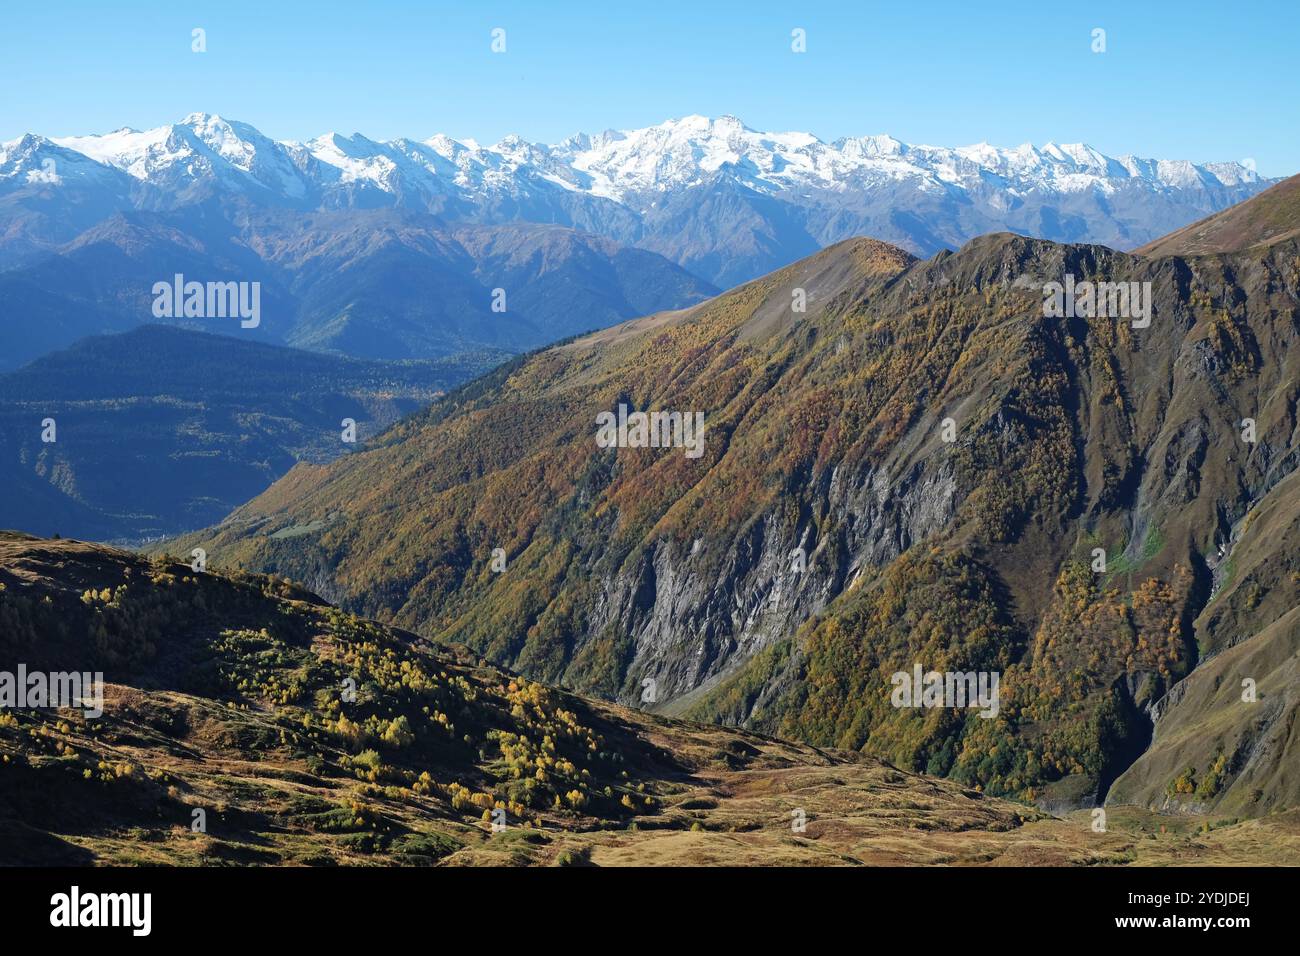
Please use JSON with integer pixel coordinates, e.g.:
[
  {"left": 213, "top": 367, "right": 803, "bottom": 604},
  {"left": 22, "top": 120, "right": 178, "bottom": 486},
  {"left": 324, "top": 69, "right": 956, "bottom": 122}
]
[{"left": 3, "top": 0, "right": 1296, "bottom": 175}]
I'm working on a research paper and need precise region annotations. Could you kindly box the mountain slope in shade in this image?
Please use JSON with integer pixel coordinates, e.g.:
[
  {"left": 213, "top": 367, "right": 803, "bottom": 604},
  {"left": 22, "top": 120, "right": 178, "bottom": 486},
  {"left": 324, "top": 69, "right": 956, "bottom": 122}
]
[
  {"left": 0, "top": 325, "right": 508, "bottom": 541},
  {"left": 1138, "top": 173, "right": 1300, "bottom": 257},
  {"left": 167, "top": 205, "right": 1300, "bottom": 815},
  {"left": 5, "top": 532, "right": 1296, "bottom": 867}
]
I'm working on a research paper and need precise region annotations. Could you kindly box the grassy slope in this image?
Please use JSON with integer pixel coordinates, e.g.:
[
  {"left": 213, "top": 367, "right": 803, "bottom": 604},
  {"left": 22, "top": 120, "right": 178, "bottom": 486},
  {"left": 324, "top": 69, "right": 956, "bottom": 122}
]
[
  {"left": 5, "top": 532, "right": 1297, "bottom": 866},
  {"left": 1138, "top": 173, "right": 1300, "bottom": 257}
]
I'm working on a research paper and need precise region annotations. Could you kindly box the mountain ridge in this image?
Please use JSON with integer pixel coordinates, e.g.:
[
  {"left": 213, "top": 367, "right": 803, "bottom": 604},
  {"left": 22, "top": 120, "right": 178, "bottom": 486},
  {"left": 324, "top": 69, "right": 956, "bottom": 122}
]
[
  {"left": 1137, "top": 172, "right": 1300, "bottom": 257},
  {"left": 15, "top": 112, "right": 1261, "bottom": 201},
  {"left": 166, "top": 181, "right": 1300, "bottom": 816}
]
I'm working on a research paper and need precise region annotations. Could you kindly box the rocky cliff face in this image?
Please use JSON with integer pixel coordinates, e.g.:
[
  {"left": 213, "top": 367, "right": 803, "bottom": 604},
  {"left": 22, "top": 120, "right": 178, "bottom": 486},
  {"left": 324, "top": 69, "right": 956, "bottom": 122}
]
[{"left": 588, "top": 440, "right": 963, "bottom": 707}]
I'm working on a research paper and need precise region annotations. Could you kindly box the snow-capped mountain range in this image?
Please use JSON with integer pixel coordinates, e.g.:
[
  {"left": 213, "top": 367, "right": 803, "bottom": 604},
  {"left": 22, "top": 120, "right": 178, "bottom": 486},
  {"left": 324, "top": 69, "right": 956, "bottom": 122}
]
[
  {"left": 0, "top": 112, "right": 1276, "bottom": 290},
  {"left": 1, "top": 112, "right": 1259, "bottom": 204}
]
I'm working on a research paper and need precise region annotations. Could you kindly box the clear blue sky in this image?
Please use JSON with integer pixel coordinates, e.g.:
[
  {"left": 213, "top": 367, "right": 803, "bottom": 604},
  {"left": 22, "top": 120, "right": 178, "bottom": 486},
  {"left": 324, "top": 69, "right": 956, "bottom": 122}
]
[{"left": 2, "top": 0, "right": 1296, "bottom": 175}]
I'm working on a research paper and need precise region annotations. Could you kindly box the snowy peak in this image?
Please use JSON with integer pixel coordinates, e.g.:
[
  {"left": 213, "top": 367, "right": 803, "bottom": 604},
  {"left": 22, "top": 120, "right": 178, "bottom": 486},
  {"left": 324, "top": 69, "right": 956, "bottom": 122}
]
[
  {"left": 182, "top": 112, "right": 273, "bottom": 172},
  {"left": 298, "top": 131, "right": 400, "bottom": 189},
  {"left": 557, "top": 114, "right": 832, "bottom": 197},
  {"left": 52, "top": 114, "right": 309, "bottom": 198},
  {"left": 52, "top": 124, "right": 179, "bottom": 180},
  {"left": 0, "top": 133, "right": 134, "bottom": 191}
]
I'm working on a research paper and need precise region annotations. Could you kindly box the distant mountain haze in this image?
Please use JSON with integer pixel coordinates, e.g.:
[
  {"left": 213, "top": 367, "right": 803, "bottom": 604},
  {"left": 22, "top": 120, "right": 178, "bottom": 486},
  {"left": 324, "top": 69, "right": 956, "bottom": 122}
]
[
  {"left": 0, "top": 201, "right": 718, "bottom": 370},
  {"left": 0, "top": 325, "right": 509, "bottom": 541}
]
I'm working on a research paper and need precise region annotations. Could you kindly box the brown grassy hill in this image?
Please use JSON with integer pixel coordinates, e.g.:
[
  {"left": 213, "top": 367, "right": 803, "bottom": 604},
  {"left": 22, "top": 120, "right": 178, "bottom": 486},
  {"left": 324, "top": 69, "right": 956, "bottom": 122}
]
[
  {"left": 1138, "top": 173, "right": 1300, "bottom": 257},
  {"left": 1, "top": 531, "right": 727, "bottom": 864},
  {"left": 7, "top": 531, "right": 1299, "bottom": 866}
]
